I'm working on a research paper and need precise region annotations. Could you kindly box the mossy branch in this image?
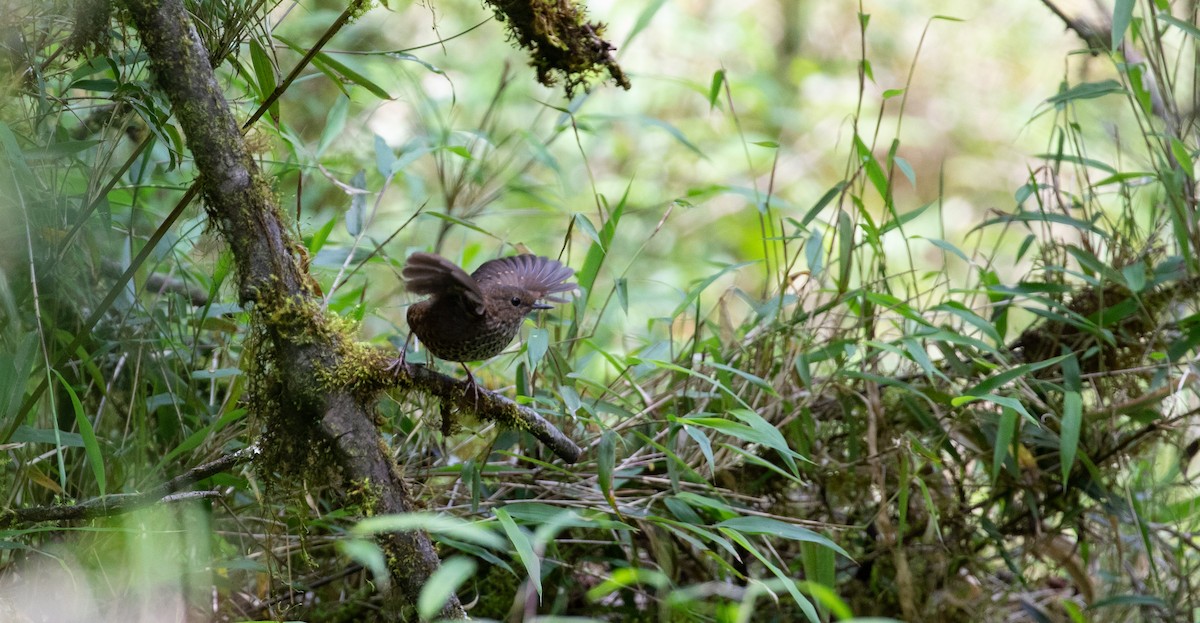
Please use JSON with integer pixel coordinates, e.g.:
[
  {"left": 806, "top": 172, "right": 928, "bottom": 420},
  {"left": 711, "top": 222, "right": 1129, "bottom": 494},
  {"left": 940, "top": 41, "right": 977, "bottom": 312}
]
[
  {"left": 393, "top": 360, "right": 583, "bottom": 464},
  {"left": 116, "top": 0, "right": 464, "bottom": 617}
]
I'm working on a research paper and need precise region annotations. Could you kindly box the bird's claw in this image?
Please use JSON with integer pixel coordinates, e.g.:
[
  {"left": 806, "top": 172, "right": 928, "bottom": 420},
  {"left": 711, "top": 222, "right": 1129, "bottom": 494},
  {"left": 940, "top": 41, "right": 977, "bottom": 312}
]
[{"left": 385, "top": 356, "right": 406, "bottom": 379}]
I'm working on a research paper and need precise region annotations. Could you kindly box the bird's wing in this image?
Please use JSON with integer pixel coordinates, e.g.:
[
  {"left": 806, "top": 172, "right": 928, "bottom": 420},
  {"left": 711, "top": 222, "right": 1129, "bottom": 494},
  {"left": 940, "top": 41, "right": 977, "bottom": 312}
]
[
  {"left": 471, "top": 254, "right": 576, "bottom": 302},
  {"left": 402, "top": 252, "right": 486, "bottom": 315}
]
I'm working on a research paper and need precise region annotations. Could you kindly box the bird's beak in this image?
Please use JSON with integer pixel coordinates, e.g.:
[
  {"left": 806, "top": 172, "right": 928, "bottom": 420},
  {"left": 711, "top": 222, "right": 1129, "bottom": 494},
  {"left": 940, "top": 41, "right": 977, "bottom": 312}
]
[{"left": 532, "top": 302, "right": 553, "bottom": 310}]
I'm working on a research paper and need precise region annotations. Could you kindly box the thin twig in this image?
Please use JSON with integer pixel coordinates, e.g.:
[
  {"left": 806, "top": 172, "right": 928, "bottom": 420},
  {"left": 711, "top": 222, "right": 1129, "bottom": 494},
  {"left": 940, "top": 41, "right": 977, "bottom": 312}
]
[{"left": 1, "top": 445, "right": 258, "bottom": 526}]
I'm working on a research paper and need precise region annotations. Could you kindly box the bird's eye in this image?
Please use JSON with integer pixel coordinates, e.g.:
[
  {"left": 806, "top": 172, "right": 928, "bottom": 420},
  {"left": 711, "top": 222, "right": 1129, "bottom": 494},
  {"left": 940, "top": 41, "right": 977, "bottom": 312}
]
[{"left": 510, "top": 297, "right": 521, "bottom": 306}]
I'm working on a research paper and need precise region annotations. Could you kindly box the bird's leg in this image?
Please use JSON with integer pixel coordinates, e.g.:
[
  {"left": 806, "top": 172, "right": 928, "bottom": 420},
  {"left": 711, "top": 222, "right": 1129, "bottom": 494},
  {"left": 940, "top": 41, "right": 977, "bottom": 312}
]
[
  {"left": 386, "top": 333, "right": 415, "bottom": 379},
  {"left": 460, "top": 363, "right": 484, "bottom": 412}
]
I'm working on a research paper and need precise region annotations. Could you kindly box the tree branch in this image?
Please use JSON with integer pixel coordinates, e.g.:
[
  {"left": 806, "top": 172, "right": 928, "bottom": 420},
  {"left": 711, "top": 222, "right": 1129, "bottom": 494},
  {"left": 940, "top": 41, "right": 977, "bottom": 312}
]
[
  {"left": 116, "top": 0, "right": 466, "bottom": 616},
  {"left": 396, "top": 361, "right": 583, "bottom": 464},
  {"left": 1, "top": 446, "right": 256, "bottom": 526}
]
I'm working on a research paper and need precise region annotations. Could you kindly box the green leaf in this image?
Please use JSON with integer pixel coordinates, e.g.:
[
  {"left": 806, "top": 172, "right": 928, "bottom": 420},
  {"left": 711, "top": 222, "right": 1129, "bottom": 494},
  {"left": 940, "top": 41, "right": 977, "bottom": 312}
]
[
  {"left": 963, "top": 354, "right": 1069, "bottom": 396},
  {"left": 1066, "top": 245, "right": 1124, "bottom": 284},
  {"left": 854, "top": 135, "right": 889, "bottom": 200},
  {"left": 248, "top": 37, "right": 279, "bottom": 121},
  {"left": 1060, "top": 390, "right": 1082, "bottom": 483},
  {"left": 345, "top": 170, "right": 368, "bottom": 237},
  {"left": 893, "top": 155, "right": 916, "bottom": 187},
  {"left": 308, "top": 216, "right": 338, "bottom": 255},
  {"left": 683, "top": 425, "right": 715, "bottom": 476},
  {"left": 717, "top": 516, "right": 850, "bottom": 558},
  {"left": 629, "top": 115, "right": 704, "bottom": 157},
  {"left": 576, "top": 186, "right": 626, "bottom": 299},
  {"left": 687, "top": 409, "right": 805, "bottom": 474},
  {"left": 863, "top": 291, "right": 932, "bottom": 326},
  {"left": 973, "top": 210, "right": 1111, "bottom": 239},
  {"left": 587, "top": 567, "right": 670, "bottom": 602},
  {"left": 1034, "top": 153, "right": 1116, "bottom": 174},
  {"left": 1122, "top": 261, "right": 1147, "bottom": 293},
  {"left": 353, "top": 513, "right": 505, "bottom": 549},
  {"left": 338, "top": 539, "right": 389, "bottom": 590},
  {"left": 374, "top": 134, "right": 395, "bottom": 177},
  {"left": 299, "top": 43, "right": 392, "bottom": 99},
  {"left": 573, "top": 213, "right": 602, "bottom": 248},
  {"left": 836, "top": 209, "right": 854, "bottom": 292},
  {"left": 708, "top": 69, "right": 726, "bottom": 109},
  {"left": 598, "top": 429, "right": 616, "bottom": 500},
  {"left": 24, "top": 140, "right": 101, "bottom": 159},
  {"left": 1159, "top": 12, "right": 1200, "bottom": 41},
  {"left": 805, "top": 227, "right": 824, "bottom": 278},
  {"left": 585, "top": 114, "right": 704, "bottom": 156},
  {"left": 495, "top": 507, "right": 541, "bottom": 596},
  {"left": 901, "top": 337, "right": 941, "bottom": 379},
  {"left": 501, "top": 502, "right": 632, "bottom": 530},
  {"left": 385, "top": 51, "right": 445, "bottom": 76},
  {"left": 799, "top": 182, "right": 846, "bottom": 228},
  {"left": 721, "top": 528, "right": 820, "bottom": 621},
  {"left": 674, "top": 491, "right": 737, "bottom": 518},
  {"left": 417, "top": 556, "right": 475, "bottom": 619},
  {"left": 10, "top": 426, "right": 84, "bottom": 447},
  {"left": 0, "top": 333, "right": 39, "bottom": 443},
  {"left": 190, "top": 367, "right": 242, "bottom": 380},
  {"left": 992, "top": 407, "right": 1018, "bottom": 481},
  {"left": 159, "top": 408, "right": 246, "bottom": 467},
  {"left": 1170, "top": 136, "right": 1194, "bottom": 179},
  {"left": 1112, "top": 0, "right": 1135, "bottom": 50},
  {"left": 0, "top": 122, "right": 32, "bottom": 181},
  {"left": 625, "top": 0, "right": 668, "bottom": 48},
  {"left": 723, "top": 444, "right": 805, "bottom": 486},
  {"left": 800, "top": 544, "right": 837, "bottom": 613},
  {"left": 917, "top": 236, "right": 970, "bottom": 264},
  {"left": 879, "top": 200, "right": 932, "bottom": 235},
  {"left": 526, "top": 328, "right": 549, "bottom": 368},
  {"left": 53, "top": 371, "right": 104, "bottom": 496},
  {"left": 1046, "top": 80, "right": 1125, "bottom": 106},
  {"left": 317, "top": 95, "right": 349, "bottom": 157},
  {"left": 955, "top": 393, "right": 1036, "bottom": 425},
  {"left": 70, "top": 79, "right": 118, "bottom": 92},
  {"left": 931, "top": 301, "right": 1002, "bottom": 345},
  {"left": 705, "top": 362, "right": 778, "bottom": 396},
  {"left": 249, "top": 37, "right": 276, "bottom": 97}
]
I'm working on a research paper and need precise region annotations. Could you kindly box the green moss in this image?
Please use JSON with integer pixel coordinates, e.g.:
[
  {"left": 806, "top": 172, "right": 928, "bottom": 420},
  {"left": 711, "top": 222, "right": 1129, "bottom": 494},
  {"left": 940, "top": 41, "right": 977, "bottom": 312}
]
[
  {"left": 483, "top": 0, "right": 631, "bottom": 97},
  {"left": 66, "top": 0, "right": 113, "bottom": 58},
  {"left": 489, "top": 399, "right": 532, "bottom": 432},
  {"left": 347, "top": 0, "right": 373, "bottom": 21},
  {"left": 319, "top": 339, "right": 406, "bottom": 400},
  {"left": 244, "top": 294, "right": 341, "bottom": 482},
  {"left": 346, "top": 477, "right": 380, "bottom": 516}
]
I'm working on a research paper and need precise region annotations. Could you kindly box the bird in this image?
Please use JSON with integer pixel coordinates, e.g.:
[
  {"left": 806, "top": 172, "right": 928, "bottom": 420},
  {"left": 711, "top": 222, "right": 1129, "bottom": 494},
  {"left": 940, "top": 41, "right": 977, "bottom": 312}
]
[{"left": 400, "top": 252, "right": 575, "bottom": 390}]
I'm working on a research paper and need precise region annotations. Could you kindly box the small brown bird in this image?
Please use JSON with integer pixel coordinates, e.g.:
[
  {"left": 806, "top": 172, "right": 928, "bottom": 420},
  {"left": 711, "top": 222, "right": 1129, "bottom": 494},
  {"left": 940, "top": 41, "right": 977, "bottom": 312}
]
[{"left": 401, "top": 252, "right": 575, "bottom": 387}]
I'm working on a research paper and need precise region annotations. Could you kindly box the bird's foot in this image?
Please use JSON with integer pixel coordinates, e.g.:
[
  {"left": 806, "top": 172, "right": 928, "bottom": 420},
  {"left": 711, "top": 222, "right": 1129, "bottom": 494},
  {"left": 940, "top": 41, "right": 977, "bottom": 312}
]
[
  {"left": 387, "top": 334, "right": 415, "bottom": 380},
  {"left": 385, "top": 356, "right": 407, "bottom": 379},
  {"left": 460, "top": 363, "right": 486, "bottom": 412}
]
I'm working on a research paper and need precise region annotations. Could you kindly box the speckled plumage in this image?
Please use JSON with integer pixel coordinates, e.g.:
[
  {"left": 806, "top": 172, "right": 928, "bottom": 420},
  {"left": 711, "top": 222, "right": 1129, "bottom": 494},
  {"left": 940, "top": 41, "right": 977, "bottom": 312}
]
[{"left": 403, "top": 252, "right": 575, "bottom": 363}]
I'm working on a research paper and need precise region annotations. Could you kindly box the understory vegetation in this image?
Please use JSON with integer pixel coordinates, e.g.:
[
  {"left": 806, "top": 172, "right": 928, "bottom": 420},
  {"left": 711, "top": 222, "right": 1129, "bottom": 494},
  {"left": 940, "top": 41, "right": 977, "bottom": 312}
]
[{"left": 1, "top": 0, "right": 1199, "bottom": 621}]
